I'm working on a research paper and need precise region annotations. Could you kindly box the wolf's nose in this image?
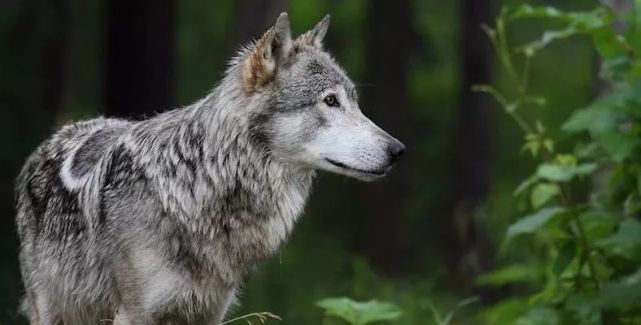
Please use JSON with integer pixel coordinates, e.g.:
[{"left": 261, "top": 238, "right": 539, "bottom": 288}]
[{"left": 387, "top": 140, "right": 405, "bottom": 164}]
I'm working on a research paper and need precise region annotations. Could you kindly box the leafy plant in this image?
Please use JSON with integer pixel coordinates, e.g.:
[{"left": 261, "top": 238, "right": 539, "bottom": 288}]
[
  {"left": 316, "top": 297, "right": 402, "bottom": 325},
  {"left": 426, "top": 296, "right": 479, "bottom": 325},
  {"left": 475, "top": 1, "right": 641, "bottom": 323}
]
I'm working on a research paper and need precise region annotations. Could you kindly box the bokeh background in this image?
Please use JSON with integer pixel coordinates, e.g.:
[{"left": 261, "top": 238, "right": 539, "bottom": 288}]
[{"left": 0, "top": 0, "right": 603, "bottom": 323}]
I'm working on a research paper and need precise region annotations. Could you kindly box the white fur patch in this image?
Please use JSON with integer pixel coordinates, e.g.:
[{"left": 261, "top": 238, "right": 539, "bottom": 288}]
[{"left": 132, "top": 248, "right": 185, "bottom": 312}]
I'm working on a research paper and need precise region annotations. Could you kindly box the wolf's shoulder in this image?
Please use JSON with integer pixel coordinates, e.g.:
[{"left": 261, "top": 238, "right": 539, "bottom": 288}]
[{"left": 64, "top": 118, "right": 133, "bottom": 175}]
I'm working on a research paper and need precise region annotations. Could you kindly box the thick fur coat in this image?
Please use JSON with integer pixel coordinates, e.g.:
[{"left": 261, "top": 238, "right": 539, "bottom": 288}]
[{"left": 15, "top": 13, "right": 404, "bottom": 324}]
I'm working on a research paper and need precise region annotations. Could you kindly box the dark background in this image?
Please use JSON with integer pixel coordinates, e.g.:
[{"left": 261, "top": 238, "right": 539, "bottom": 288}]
[{"left": 0, "top": 0, "right": 599, "bottom": 323}]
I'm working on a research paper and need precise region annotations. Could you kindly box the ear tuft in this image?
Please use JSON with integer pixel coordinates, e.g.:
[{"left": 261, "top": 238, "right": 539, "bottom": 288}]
[
  {"left": 242, "top": 12, "right": 293, "bottom": 93},
  {"left": 295, "top": 14, "right": 331, "bottom": 48}
]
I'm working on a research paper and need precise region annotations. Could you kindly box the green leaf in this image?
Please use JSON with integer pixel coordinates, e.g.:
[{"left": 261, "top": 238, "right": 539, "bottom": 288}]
[
  {"left": 510, "top": 5, "right": 610, "bottom": 29},
  {"left": 528, "top": 272, "right": 573, "bottom": 305},
  {"left": 599, "top": 267, "right": 641, "bottom": 308},
  {"left": 537, "top": 164, "right": 573, "bottom": 182},
  {"left": 316, "top": 297, "right": 402, "bottom": 325},
  {"left": 510, "top": 5, "right": 564, "bottom": 20},
  {"left": 578, "top": 211, "right": 616, "bottom": 242},
  {"left": 515, "top": 306, "right": 561, "bottom": 325},
  {"left": 530, "top": 183, "right": 560, "bottom": 209},
  {"left": 439, "top": 296, "right": 480, "bottom": 325},
  {"left": 517, "top": 27, "right": 579, "bottom": 54},
  {"left": 562, "top": 89, "right": 625, "bottom": 134},
  {"left": 522, "top": 140, "right": 540, "bottom": 157},
  {"left": 480, "top": 299, "right": 528, "bottom": 325},
  {"left": 564, "top": 294, "right": 601, "bottom": 325},
  {"left": 476, "top": 264, "right": 541, "bottom": 286},
  {"left": 574, "top": 142, "right": 599, "bottom": 159},
  {"left": 624, "top": 193, "right": 641, "bottom": 216},
  {"left": 562, "top": 86, "right": 641, "bottom": 161},
  {"left": 543, "top": 139, "right": 554, "bottom": 154},
  {"left": 563, "top": 106, "right": 618, "bottom": 134},
  {"left": 506, "top": 207, "right": 566, "bottom": 240},
  {"left": 592, "top": 29, "right": 627, "bottom": 59},
  {"left": 627, "top": 59, "right": 641, "bottom": 82},
  {"left": 510, "top": 5, "right": 612, "bottom": 55},
  {"left": 596, "top": 218, "right": 641, "bottom": 261},
  {"left": 600, "top": 56, "right": 635, "bottom": 81},
  {"left": 514, "top": 175, "right": 539, "bottom": 197},
  {"left": 553, "top": 240, "right": 576, "bottom": 277},
  {"left": 596, "top": 131, "right": 639, "bottom": 162},
  {"left": 536, "top": 163, "right": 597, "bottom": 182}
]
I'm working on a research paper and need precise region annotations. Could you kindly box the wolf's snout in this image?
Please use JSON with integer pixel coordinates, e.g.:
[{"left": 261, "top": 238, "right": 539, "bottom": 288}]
[{"left": 387, "top": 139, "right": 405, "bottom": 164}]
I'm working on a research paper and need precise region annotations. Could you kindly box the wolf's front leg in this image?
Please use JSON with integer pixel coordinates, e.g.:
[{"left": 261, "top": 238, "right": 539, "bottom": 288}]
[
  {"left": 112, "top": 307, "right": 154, "bottom": 325},
  {"left": 207, "top": 287, "right": 237, "bottom": 325},
  {"left": 26, "top": 291, "right": 60, "bottom": 325},
  {"left": 112, "top": 247, "right": 161, "bottom": 325}
]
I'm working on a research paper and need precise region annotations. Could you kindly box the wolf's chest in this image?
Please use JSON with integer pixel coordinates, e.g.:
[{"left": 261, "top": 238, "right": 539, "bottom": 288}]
[
  {"left": 216, "top": 187, "right": 310, "bottom": 269},
  {"left": 166, "top": 179, "right": 312, "bottom": 283}
]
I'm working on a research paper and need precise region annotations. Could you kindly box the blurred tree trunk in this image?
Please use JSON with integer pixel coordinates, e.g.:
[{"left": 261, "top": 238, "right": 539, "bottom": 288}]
[
  {"left": 230, "top": 0, "right": 286, "bottom": 45},
  {"left": 2, "top": 0, "right": 70, "bottom": 225},
  {"left": 359, "top": 0, "right": 416, "bottom": 275},
  {"left": 0, "top": 0, "right": 71, "bottom": 314},
  {"left": 44, "top": 0, "right": 69, "bottom": 119},
  {"left": 443, "top": 0, "right": 494, "bottom": 287},
  {"left": 105, "top": 0, "right": 176, "bottom": 118}
]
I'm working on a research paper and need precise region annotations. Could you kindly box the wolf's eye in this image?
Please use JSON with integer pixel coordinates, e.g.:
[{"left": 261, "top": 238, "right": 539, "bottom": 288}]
[{"left": 323, "top": 94, "right": 340, "bottom": 107}]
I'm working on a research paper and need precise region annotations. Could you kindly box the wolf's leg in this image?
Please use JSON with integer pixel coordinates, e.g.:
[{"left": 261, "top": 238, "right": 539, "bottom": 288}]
[
  {"left": 112, "top": 256, "right": 156, "bottom": 324},
  {"left": 206, "top": 288, "right": 237, "bottom": 325},
  {"left": 26, "top": 291, "right": 60, "bottom": 325},
  {"left": 111, "top": 308, "right": 131, "bottom": 325},
  {"left": 112, "top": 307, "right": 154, "bottom": 325}
]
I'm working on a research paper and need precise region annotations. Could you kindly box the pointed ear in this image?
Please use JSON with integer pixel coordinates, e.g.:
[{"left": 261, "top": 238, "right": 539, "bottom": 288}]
[
  {"left": 295, "top": 14, "right": 330, "bottom": 48},
  {"left": 242, "top": 12, "right": 293, "bottom": 93}
]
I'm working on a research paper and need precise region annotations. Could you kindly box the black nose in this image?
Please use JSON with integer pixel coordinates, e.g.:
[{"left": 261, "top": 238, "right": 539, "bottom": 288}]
[{"left": 387, "top": 139, "right": 405, "bottom": 164}]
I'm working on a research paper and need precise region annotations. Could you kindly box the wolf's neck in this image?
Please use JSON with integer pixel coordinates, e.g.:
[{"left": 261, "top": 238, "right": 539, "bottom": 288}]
[{"left": 138, "top": 80, "right": 315, "bottom": 239}]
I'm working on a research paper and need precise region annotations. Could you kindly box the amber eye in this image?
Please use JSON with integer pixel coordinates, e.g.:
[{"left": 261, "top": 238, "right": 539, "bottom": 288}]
[{"left": 323, "top": 94, "right": 340, "bottom": 107}]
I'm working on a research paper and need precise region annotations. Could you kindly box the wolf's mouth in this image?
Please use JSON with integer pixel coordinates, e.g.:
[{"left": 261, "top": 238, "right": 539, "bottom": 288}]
[{"left": 325, "top": 158, "right": 387, "bottom": 176}]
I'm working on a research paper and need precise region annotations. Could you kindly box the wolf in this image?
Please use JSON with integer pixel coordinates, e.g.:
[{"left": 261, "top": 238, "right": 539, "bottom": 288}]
[{"left": 15, "top": 13, "right": 405, "bottom": 324}]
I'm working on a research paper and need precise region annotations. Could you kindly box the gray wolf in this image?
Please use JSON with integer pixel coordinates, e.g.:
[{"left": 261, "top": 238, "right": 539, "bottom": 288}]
[{"left": 15, "top": 13, "right": 405, "bottom": 324}]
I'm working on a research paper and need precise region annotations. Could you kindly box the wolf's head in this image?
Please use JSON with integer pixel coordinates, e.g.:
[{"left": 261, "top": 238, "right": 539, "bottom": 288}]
[{"left": 241, "top": 13, "right": 404, "bottom": 181}]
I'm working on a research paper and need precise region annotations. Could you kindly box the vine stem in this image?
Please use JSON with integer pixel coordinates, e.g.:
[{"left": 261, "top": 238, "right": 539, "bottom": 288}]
[
  {"left": 541, "top": 150, "right": 600, "bottom": 289},
  {"left": 557, "top": 185, "right": 600, "bottom": 289},
  {"left": 510, "top": 111, "right": 533, "bottom": 135},
  {"left": 572, "top": 211, "right": 601, "bottom": 289}
]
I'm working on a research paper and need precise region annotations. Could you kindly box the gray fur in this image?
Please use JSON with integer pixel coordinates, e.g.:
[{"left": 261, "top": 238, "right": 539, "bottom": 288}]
[{"left": 15, "top": 13, "right": 404, "bottom": 325}]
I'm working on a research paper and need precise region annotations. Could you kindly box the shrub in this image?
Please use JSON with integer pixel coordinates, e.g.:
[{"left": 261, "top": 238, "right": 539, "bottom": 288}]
[{"left": 475, "top": 2, "right": 641, "bottom": 324}]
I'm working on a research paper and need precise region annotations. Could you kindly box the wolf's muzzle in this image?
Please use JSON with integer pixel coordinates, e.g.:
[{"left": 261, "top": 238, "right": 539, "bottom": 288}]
[{"left": 387, "top": 139, "right": 405, "bottom": 164}]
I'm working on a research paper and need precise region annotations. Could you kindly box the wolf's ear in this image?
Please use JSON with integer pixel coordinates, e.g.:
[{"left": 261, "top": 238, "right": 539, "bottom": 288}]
[
  {"left": 242, "top": 12, "right": 293, "bottom": 93},
  {"left": 295, "top": 14, "right": 330, "bottom": 48}
]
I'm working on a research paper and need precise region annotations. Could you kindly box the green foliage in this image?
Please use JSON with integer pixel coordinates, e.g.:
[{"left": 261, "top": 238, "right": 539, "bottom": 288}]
[
  {"left": 505, "top": 207, "right": 566, "bottom": 239},
  {"left": 426, "top": 296, "right": 479, "bottom": 325},
  {"left": 476, "top": 265, "right": 541, "bottom": 286},
  {"left": 475, "top": 1, "right": 641, "bottom": 323},
  {"left": 315, "top": 297, "right": 402, "bottom": 325}
]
